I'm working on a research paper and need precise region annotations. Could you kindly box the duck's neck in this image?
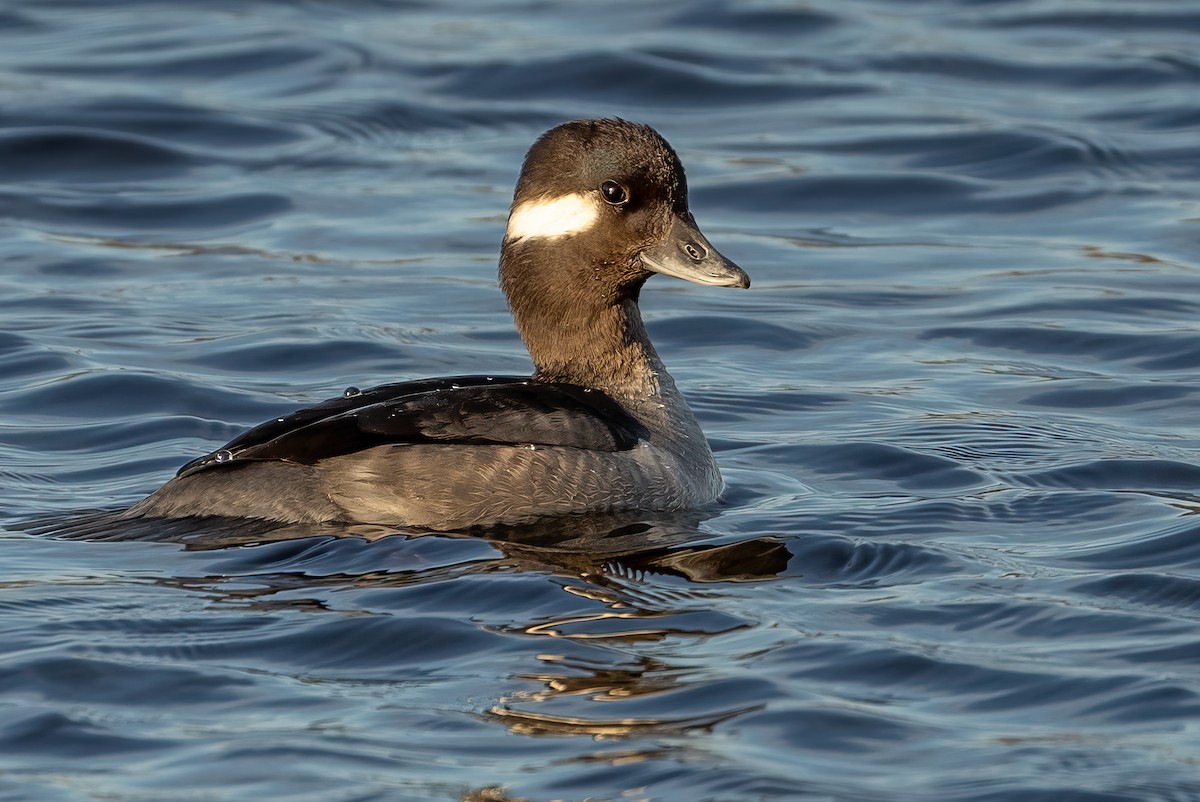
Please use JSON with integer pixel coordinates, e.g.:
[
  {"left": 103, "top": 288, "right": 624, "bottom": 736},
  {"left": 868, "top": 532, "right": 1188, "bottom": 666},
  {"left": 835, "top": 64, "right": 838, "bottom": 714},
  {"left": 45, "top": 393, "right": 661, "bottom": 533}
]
[{"left": 501, "top": 248, "right": 672, "bottom": 401}]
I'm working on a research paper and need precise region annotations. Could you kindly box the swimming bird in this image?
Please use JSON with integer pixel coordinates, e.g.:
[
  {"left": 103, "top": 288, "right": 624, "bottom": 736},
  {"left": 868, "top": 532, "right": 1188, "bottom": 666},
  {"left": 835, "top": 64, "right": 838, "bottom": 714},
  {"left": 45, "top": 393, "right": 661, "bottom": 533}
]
[{"left": 125, "top": 119, "right": 749, "bottom": 530}]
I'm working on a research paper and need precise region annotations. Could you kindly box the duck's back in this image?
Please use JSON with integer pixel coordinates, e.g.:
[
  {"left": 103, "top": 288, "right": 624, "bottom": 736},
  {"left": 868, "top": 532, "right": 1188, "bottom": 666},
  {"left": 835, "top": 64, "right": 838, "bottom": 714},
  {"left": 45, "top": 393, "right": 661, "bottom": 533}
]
[{"left": 124, "top": 375, "right": 719, "bottom": 529}]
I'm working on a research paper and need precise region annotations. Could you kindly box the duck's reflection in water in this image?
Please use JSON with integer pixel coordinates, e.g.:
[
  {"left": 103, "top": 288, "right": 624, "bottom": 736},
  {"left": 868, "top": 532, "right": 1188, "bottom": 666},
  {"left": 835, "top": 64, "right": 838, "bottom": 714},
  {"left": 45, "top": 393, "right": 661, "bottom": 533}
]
[
  {"left": 31, "top": 506, "right": 791, "bottom": 583},
  {"left": 28, "top": 508, "right": 791, "bottom": 748},
  {"left": 472, "top": 514, "right": 786, "bottom": 742}
]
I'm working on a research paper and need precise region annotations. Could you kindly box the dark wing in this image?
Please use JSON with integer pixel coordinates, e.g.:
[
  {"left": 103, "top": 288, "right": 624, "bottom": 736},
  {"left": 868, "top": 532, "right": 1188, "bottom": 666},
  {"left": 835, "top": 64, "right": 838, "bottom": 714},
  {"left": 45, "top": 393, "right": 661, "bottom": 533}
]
[{"left": 176, "top": 376, "right": 647, "bottom": 478}]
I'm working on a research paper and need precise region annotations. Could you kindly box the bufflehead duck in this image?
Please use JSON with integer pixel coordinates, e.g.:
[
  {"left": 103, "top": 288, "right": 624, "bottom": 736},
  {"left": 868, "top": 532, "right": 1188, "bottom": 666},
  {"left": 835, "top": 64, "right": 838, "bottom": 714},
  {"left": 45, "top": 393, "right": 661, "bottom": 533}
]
[{"left": 125, "top": 119, "right": 749, "bottom": 530}]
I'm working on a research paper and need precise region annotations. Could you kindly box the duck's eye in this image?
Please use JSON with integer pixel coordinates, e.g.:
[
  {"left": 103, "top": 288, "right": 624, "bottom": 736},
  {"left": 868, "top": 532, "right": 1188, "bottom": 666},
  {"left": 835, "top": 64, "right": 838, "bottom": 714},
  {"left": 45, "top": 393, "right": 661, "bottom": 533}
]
[{"left": 600, "top": 180, "right": 628, "bottom": 205}]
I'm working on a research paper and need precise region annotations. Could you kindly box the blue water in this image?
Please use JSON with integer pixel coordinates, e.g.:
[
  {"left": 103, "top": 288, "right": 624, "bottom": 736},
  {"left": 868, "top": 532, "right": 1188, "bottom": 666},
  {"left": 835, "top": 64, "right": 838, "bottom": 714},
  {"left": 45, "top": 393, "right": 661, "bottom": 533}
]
[{"left": 2, "top": 1, "right": 1199, "bottom": 799}]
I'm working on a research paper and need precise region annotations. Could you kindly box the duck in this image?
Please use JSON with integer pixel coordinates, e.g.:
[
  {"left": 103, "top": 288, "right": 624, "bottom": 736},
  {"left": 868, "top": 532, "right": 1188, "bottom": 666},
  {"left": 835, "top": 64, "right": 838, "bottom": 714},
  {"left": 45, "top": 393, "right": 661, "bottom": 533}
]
[{"left": 123, "top": 118, "right": 750, "bottom": 530}]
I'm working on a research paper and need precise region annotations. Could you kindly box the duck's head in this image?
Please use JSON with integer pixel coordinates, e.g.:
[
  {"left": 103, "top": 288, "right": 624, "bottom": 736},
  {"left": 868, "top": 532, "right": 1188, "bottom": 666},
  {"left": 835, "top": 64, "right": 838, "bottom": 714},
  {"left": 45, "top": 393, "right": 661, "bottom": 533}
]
[{"left": 501, "top": 118, "right": 749, "bottom": 302}]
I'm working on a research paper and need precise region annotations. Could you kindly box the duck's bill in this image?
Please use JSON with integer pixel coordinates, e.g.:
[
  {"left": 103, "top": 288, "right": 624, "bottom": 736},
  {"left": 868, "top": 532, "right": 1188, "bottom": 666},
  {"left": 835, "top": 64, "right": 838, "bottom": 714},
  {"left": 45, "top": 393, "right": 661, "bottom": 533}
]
[{"left": 639, "top": 214, "right": 750, "bottom": 289}]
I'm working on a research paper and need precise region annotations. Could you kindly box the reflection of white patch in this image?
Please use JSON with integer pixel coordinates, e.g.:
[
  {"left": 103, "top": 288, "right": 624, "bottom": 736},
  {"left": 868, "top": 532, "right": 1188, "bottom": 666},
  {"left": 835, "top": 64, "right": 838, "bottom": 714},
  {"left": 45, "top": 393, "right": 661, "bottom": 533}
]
[{"left": 505, "top": 192, "right": 599, "bottom": 242}]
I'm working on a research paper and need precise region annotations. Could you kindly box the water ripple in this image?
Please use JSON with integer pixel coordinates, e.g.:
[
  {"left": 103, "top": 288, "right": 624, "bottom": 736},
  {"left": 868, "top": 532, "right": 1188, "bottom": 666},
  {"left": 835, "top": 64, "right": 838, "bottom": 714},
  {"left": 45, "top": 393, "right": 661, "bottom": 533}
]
[{"left": 434, "top": 50, "right": 870, "bottom": 106}]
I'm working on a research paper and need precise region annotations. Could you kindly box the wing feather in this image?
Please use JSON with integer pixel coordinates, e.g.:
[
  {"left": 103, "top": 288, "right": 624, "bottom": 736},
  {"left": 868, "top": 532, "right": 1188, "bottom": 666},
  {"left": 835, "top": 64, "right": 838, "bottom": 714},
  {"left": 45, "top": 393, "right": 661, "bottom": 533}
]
[{"left": 176, "top": 376, "right": 646, "bottom": 478}]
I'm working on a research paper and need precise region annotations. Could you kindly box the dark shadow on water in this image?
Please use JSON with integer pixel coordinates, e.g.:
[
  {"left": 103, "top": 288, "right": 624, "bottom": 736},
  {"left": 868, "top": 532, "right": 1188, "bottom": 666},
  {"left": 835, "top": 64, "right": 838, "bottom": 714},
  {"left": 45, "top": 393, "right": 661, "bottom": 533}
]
[{"left": 17, "top": 507, "right": 793, "bottom": 586}]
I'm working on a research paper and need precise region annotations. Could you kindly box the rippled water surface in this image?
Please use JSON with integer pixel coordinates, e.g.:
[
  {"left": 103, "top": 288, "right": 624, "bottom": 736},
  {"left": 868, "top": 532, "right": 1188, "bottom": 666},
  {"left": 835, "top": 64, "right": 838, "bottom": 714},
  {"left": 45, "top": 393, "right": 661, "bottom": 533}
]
[{"left": 3, "top": 1, "right": 1200, "bottom": 800}]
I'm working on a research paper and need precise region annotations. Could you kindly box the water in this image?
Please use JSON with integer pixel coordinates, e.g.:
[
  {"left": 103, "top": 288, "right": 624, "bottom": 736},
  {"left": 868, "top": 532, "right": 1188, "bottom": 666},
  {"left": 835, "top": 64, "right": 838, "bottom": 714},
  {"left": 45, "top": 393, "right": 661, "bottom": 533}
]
[{"left": 2, "top": 1, "right": 1199, "bottom": 799}]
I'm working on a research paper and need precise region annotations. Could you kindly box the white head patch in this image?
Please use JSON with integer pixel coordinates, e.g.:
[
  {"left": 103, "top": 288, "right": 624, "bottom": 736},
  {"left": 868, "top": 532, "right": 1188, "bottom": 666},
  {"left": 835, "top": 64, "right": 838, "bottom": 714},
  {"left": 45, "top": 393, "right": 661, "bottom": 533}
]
[{"left": 505, "top": 192, "right": 600, "bottom": 243}]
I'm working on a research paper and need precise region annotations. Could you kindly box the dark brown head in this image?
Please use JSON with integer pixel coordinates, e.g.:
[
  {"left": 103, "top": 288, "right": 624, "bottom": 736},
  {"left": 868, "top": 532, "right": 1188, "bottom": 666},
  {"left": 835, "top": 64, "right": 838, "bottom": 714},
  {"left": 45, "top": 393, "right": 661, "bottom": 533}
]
[
  {"left": 501, "top": 119, "right": 749, "bottom": 301},
  {"left": 499, "top": 119, "right": 748, "bottom": 386}
]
